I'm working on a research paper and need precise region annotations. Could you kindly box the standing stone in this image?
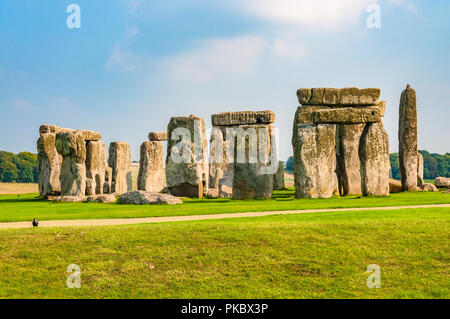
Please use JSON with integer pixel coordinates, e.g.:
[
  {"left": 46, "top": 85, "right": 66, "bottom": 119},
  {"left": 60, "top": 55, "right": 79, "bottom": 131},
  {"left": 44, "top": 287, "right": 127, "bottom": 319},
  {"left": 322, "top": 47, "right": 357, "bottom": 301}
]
[
  {"left": 108, "top": 142, "right": 132, "bottom": 195},
  {"left": 399, "top": 84, "right": 418, "bottom": 191},
  {"left": 232, "top": 124, "right": 275, "bottom": 199},
  {"left": 417, "top": 152, "right": 424, "bottom": 187},
  {"left": 138, "top": 141, "right": 166, "bottom": 193},
  {"left": 359, "top": 122, "right": 390, "bottom": 196},
  {"left": 55, "top": 131, "right": 87, "bottom": 197},
  {"left": 37, "top": 133, "right": 62, "bottom": 196},
  {"left": 85, "top": 140, "right": 108, "bottom": 195},
  {"left": 273, "top": 161, "right": 285, "bottom": 190},
  {"left": 166, "top": 115, "right": 208, "bottom": 198},
  {"left": 292, "top": 117, "right": 337, "bottom": 199},
  {"left": 208, "top": 126, "right": 234, "bottom": 194},
  {"left": 336, "top": 124, "right": 365, "bottom": 195}
]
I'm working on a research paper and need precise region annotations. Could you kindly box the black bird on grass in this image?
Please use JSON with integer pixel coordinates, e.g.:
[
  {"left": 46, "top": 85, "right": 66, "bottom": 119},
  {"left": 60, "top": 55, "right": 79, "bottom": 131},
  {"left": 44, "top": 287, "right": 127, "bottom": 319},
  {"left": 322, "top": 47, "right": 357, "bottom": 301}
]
[{"left": 32, "top": 218, "right": 39, "bottom": 228}]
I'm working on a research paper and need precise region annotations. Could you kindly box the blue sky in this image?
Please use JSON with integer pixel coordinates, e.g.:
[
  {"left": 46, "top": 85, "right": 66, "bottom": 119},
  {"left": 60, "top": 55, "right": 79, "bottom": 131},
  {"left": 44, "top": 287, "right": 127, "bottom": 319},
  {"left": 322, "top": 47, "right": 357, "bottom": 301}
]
[{"left": 0, "top": 0, "right": 449, "bottom": 161}]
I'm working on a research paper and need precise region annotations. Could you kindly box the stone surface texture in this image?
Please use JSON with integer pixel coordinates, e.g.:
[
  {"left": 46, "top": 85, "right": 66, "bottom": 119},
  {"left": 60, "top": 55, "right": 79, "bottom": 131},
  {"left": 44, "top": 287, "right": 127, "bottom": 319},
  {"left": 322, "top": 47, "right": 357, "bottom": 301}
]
[
  {"left": 108, "top": 142, "right": 132, "bottom": 195},
  {"left": 85, "top": 140, "right": 108, "bottom": 195},
  {"left": 359, "top": 122, "right": 390, "bottom": 196},
  {"left": 435, "top": 177, "right": 450, "bottom": 188},
  {"left": 166, "top": 115, "right": 208, "bottom": 198},
  {"left": 273, "top": 161, "right": 285, "bottom": 190},
  {"left": 417, "top": 152, "right": 424, "bottom": 187},
  {"left": 138, "top": 141, "right": 166, "bottom": 193},
  {"left": 398, "top": 85, "right": 418, "bottom": 191},
  {"left": 37, "top": 133, "right": 62, "bottom": 196},
  {"left": 55, "top": 131, "right": 87, "bottom": 196},
  {"left": 148, "top": 132, "right": 168, "bottom": 141},
  {"left": 211, "top": 111, "right": 275, "bottom": 126},
  {"left": 292, "top": 122, "right": 337, "bottom": 199},
  {"left": 297, "top": 88, "right": 380, "bottom": 106}
]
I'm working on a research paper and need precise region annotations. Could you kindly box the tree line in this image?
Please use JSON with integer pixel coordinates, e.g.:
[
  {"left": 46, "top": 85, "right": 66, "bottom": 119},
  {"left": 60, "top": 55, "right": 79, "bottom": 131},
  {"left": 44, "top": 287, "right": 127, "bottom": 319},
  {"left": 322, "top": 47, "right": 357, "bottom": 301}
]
[
  {"left": 285, "top": 150, "right": 450, "bottom": 180},
  {"left": 0, "top": 151, "right": 38, "bottom": 183}
]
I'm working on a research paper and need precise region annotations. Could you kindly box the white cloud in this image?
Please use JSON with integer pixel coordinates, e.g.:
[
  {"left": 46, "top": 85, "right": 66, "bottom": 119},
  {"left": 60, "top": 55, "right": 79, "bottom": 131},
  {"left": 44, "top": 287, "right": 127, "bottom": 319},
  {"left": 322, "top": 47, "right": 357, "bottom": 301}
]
[
  {"left": 272, "top": 35, "right": 307, "bottom": 60},
  {"left": 105, "top": 43, "right": 139, "bottom": 73},
  {"left": 123, "top": 0, "right": 141, "bottom": 15},
  {"left": 163, "top": 36, "right": 265, "bottom": 81},
  {"left": 9, "top": 98, "right": 33, "bottom": 111},
  {"left": 388, "top": 0, "right": 417, "bottom": 12},
  {"left": 234, "top": 0, "right": 376, "bottom": 31}
]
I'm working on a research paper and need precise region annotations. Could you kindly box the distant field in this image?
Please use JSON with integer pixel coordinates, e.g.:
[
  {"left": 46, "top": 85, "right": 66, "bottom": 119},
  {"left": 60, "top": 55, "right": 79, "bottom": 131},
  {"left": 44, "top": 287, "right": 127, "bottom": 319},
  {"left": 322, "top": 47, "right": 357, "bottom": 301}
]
[
  {"left": 0, "top": 183, "right": 38, "bottom": 195},
  {"left": 0, "top": 207, "right": 448, "bottom": 298}
]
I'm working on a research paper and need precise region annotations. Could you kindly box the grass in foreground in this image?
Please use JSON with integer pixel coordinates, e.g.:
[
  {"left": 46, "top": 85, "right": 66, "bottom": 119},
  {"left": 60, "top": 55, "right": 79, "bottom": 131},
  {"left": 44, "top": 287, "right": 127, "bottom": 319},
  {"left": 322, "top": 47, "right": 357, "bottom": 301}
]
[
  {"left": 0, "top": 188, "right": 449, "bottom": 223},
  {"left": 0, "top": 207, "right": 448, "bottom": 298}
]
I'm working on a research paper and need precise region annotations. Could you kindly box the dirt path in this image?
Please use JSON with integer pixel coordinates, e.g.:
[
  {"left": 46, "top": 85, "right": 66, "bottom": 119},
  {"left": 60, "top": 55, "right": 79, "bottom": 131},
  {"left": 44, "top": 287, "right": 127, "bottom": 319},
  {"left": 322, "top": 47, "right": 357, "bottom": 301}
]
[{"left": 1, "top": 204, "right": 449, "bottom": 230}]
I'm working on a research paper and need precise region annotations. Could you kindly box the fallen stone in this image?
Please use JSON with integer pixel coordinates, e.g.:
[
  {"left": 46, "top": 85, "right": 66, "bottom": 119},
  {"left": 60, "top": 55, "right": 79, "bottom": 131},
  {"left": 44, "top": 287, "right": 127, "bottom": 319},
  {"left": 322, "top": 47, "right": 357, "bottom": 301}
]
[
  {"left": 389, "top": 179, "right": 403, "bottom": 193},
  {"left": 148, "top": 132, "right": 168, "bottom": 141},
  {"left": 211, "top": 111, "right": 275, "bottom": 126},
  {"left": 419, "top": 183, "right": 439, "bottom": 192},
  {"left": 108, "top": 142, "right": 132, "bottom": 195},
  {"left": 86, "top": 194, "right": 117, "bottom": 203},
  {"left": 219, "top": 178, "right": 233, "bottom": 198},
  {"left": 435, "top": 177, "right": 450, "bottom": 188},
  {"left": 399, "top": 84, "right": 418, "bottom": 191},
  {"left": 138, "top": 141, "right": 166, "bottom": 192},
  {"left": 359, "top": 122, "right": 390, "bottom": 196},
  {"left": 117, "top": 191, "right": 182, "bottom": 205},
  {"left": 206, "top": 188, "right": 219, "bottom": 198},
  {"left": 312, "top": 107, "right": 381, "bottom": 124},
  {"left": 50, "top": 196, "right": 87, "bottom": 202},
  {"left": 292, "top": 123, "right": 337, "bottom": 199}
]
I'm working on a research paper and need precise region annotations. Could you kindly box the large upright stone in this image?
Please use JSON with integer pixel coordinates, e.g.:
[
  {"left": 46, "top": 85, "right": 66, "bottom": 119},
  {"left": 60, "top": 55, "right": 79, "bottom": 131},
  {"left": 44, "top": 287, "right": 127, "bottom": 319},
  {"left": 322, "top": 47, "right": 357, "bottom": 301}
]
[
  {"left": 417, "top": 152, "right": 424, "bottom": 187},
  {"left": 138, "top": 141, "right": 165, "bottom": 192},
  {"left": 273, "top": 161, "right": 285, "bottom": 190},
  {"left": 336, "top": 124, "right": 365, "bottom": 195},
  {"left": 166, "top": 115, "right": 208, "bottom": 198},
  {"left": 399, "top": 85, "right": 418, "bottom": 191},
  {"left": 37, "top": 133, "right": 62, "bottom": 196},
  {"left": 208, "top": 126, "right": 234, "bottom": 194},
  {"left": 108, "top": 142, "right": 132, "bottom": 195},
  {"left": 292, "top": 107, "right": 337, "bottom": 199},
  {"left": 232, "top": 124, "right": 275, "bottom": 199},
  {"left": 359, "top": 122, "right": 390, "bottom": 196},
  {"left": 85, "top": 140, "right": 108, "bottom": 195},
  {"left": 55, "top": 131, "right": 86, "bottom": 197}
]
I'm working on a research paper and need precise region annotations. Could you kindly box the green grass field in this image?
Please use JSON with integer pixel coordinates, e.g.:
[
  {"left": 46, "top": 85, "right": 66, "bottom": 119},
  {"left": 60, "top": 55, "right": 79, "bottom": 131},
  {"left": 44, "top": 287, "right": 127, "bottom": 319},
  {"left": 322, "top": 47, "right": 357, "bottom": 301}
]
[
  {"left": 0, "top": 207, "right": 448, "bottom": 298},
  {"left": 0, "top": 188, "right": 448, "bottom": 222}
]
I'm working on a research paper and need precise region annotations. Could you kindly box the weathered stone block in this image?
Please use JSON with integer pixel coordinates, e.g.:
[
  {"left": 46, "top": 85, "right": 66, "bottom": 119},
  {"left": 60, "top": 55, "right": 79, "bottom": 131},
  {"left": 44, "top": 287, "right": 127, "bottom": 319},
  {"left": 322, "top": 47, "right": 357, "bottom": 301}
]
[
  {"left": 292, "top": 123, "right": 337, "bottom": 199},
  {"left": 336, "top": 124, "right": 365, "bottom": 195},
  {"left": 312, "top": 107, "right": 381, "bottom": 124},
  {"left": 211, "top": 111, "right": 275, "bottom": 126},
  {"left": 148, "top": 132, "right": 168, "bottom": 141},
  {"left": 435, "top": 177, "right": 450, "bottom": 188},
  {"left": 108, "top": 142, "right": 132, "bottom": 195},
  {"left": 273, "top": 161, "right": 285, "bottom": 190},
  {"left": 294, "top": 106, "right": 329, "bottom": 124},
  {"left": 417, "top": 152, "right": 424, "bottom": 187},
  {"left": 55, "top": 131, "right": 87, "bottom": 196},
  {"left": 297, "top": 87, "right": 380, "bottom": 106},
  {"left": 85, "top": 140, "right": 108, "bottom": 195},
  {"left": 138, "top": 141, "right": 166, "bottom": 193},
  {"left": 399, "top": 85, "right": 418, "bottom": 191},
  {"left": 37, "top": 133, "right": 61, "bottom": 196},
  {"left": 359, "top": 122, "right": 390, "bottom": 196},
  {"left": 166, "top": 115, "right": 208, "bottom": 198}
]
